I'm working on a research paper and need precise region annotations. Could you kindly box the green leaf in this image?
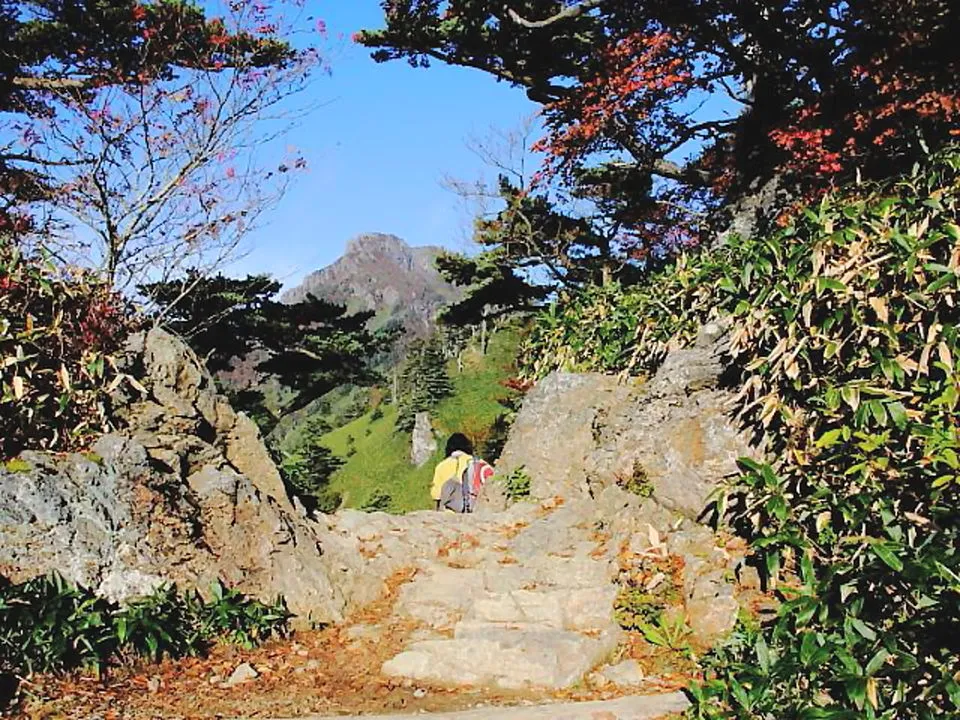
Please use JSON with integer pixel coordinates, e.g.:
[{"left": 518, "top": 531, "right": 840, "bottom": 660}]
[
  {"left": 755, "top": 633, "right": 771, "bottom": 674},
  {"left": 865, "top": 648, "right": 890, "bottom": 676},
  {"left": 817, "top": 277, "right": 848, "bottom": 293},
  {"left": 845, "top": 678, "right": 867, "bottom": 709},
  {"left": 872, "top": 543, "right": 904, "bottom": 572},
  {"left": 815, "top": 428, "right": 843, "bottom": 448},
  {"left": 850, "top": 617, "right": 877, "bottom": 641},
  {"left": 842, "top": 385, "right": 861, "bottom": 410},
  {"left": 800, "top": 631, "right": 819, "bottom": 665},
  {"left": 886, "top": 401, "right": 908, "bottom": 429}
]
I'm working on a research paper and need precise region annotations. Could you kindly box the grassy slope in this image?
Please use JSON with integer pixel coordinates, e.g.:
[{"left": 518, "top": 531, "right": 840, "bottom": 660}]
[{"left": 322, "top": 328, "right": 520, "bottom": 513}]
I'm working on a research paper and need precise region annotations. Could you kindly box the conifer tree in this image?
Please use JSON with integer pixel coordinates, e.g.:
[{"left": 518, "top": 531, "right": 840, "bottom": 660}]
[
  {"left": 279, "top": 415, "right": 343, "bottom": 514},
  {"left": 142, "top": 272, "right": 391, "bottom": 413},
  {"left": 396, "top": 337, "right": 452, "bottom": 432}
]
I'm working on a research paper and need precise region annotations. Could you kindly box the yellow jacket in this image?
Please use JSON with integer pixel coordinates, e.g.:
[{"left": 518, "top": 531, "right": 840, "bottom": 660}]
[{"left": 431, "top": 451, "right": 473, "bottom": 500}]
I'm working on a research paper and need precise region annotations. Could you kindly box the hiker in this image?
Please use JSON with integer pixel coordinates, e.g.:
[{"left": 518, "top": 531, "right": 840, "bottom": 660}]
[{"left": 431, "top": 433, "right": 493, "bottom": 513}]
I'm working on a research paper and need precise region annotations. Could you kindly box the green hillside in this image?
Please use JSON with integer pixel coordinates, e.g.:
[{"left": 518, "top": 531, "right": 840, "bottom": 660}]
[{"left": 322, "top": 328, "right": 521, "bottom": 513}]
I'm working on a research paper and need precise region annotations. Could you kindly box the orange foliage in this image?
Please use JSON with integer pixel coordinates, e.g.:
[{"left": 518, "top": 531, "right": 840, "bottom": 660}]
[{"left": 534, "top": 32, "right": 695, "bottom": 176}]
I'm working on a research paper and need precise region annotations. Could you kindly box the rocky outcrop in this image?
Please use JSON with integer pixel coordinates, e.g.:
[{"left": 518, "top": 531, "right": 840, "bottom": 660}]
[
  {"left": 495, "top": 322, "right": 754, "bottom": 521},
  {"left": 116, "top": 328, "right": 291, "bottom": 510},
  {"left": 585, "top": 321, "right": 755, "bottom": 521},
  {"left": 0, "top": 434, "right": 343, "bottom": 623},
  {"left": 486, "top": 323, "right": 761, "bottom": 649},
  {"left": 493, "top": 373, "right": 635, "bottom": 502},
  {"left": 410, "top": 412, "right": 438, "bottom": 467},
  {"left": 0, "top": 328, "right": 356, "bottom": 624}
]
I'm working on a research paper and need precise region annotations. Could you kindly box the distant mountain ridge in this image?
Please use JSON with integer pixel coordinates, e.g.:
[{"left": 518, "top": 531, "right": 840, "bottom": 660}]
[{"left": 282, "top": 233, "right": 458, "bottom": 338}]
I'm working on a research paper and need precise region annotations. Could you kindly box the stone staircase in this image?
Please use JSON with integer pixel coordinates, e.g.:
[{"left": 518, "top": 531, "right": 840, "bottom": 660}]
[{"left": 373, "top": 498, "right": 625, "bottom": 690}]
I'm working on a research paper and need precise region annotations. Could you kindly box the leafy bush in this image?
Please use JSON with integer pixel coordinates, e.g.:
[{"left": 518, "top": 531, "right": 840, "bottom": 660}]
[
  {"left": 114, "top": 584, "right": 203, "bottom": 662},
  {"left": 0, "top": 573, "right": 289, "bottom": 689},
  {"left": 526, "top": 149, "right": 960, "bottom": 719},
  {"left": 520, "top": 261, "right": 717, "bottom": 380},
  {"left": 193, "top": 580, "right": 290, "bottom": 650},
  {"left": 0, "top": 574, "right": 116, "bottom": 676},
  {"left": 0, "top": 244, "right": 137, "bottom": 457},
  {"left": 501, "top": 465, "right": 532, "bottom": 501},
  {"left": 689, "top": 153, "right": 960, "bottom": 719},
  {"left": 360, "top": 487, "right": 392, "bottom": 512},
  {"left": 617, "top": 460, "right": 654, "bottom": 499}
]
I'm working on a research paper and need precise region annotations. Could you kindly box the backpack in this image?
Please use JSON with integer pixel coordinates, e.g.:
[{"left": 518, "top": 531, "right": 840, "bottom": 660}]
[{"left": 439, "top": 456, "right": 493, "bottom": 513}]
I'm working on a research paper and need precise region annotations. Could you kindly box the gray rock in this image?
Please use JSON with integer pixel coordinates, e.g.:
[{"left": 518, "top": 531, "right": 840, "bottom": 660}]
[
  {"left": 686, "top": 570, "right": 740, "bottom": 645},
  {"left": 583, "top": 326, "right": 757, "bottom": 520},
  {"left": 495, "top": 373, "right": 634, "bottom": 500},
  {"left": 224, "top": 662, "right": 259, "bottom": 687},
  {"left": 599, "top": 659, "right": 646, "bottom": 687},
  {"left": 382, "top": 626, "right": 621, "bottom": 690},
  {"left": 411, "top": 412, "right": 438, "bottom": 467},
  {"left": 299, "top": 692, "right": 690, "bottom": 719},
  {"left": 0, "top": 329, "right": 369, "bottom": 623}
]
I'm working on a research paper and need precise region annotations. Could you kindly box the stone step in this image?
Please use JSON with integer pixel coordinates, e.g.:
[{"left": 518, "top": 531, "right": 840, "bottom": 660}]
[
  {"left": 381, "top": 625, "right": 621, "bottom": 690},
  {"left": 289, "top": 692, "right": 691, "bottom": 719},
  {"left": 464, "top": 586, "right": 618, "bottom": 632}
]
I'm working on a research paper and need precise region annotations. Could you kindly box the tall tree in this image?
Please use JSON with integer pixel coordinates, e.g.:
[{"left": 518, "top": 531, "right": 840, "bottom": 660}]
[
  {"left": 395, "top": 336, "right": 452, "bottom": 432},
  {"left": 1, "top": 0, "right": 317, "bottom": 286},
  {"left": 436, "top": 248, "right": 549, "bottom": 346},
  {"left": 142, "top": 272, "right": 391, "bottom": 413},
  {"left": 359, "top": 1, "right": 960, "bottom": 257},
  {"left": 278, "top": 415, "right": 343, "bottom": 515}
]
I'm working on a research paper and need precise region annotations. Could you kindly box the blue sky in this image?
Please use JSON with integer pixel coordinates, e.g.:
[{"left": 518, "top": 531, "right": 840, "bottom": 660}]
[{"left": 228, "top": 2, "right": 539, "bottom": 289}]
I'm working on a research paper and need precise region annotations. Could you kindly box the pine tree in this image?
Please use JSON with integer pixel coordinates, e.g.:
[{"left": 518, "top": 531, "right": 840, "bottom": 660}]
[
  {"left": 142, "top": 272, "right": 391, "bottom": 413},
  {"left": 279, "top": 416, "right": 343, "bottom": 515},
  {"left": 395, "top": 337, "right": 453, "bottom": 432}
]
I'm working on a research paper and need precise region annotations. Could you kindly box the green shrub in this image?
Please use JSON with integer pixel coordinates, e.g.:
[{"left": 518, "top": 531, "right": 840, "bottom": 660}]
[
  {"left": 526, "top": 148, "right": 960, "bottom": 719},
  {"left": 688, "top": 152, "right": 960, "bottom": 720},
  {"left": 617, "top": 460, "right": 654, "bottom": 499},
  {"left": 360, "top": 487, "right": 392, "bottom": 512},
  {"left": 113, "top": 584, "right": 204, "bottom": 662},
  {"left": 193, "top": 580, "right": 289, "bottom": 650},
  {"left": 0, "top": 244, "right": 137, "bottom": 457},
  {"left": 0, "top": 573, "right": 289, "bottom": 692},
  {"left": 501, "top": 465, "right": 532, "bottom": 501},
  {"left": 520, "top": 259, "right": 718, "bottom": 380},
  {"left": 0, "top": 574, "right": 116, "bottom": 676}
]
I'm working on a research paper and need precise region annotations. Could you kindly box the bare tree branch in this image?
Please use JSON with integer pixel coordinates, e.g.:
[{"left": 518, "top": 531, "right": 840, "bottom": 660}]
[
  {"left": 12, "top": 76, "right": 88, "bottom": 91},
  {"left": 503, "top": 0, "right": 609, "bottom": 29}
]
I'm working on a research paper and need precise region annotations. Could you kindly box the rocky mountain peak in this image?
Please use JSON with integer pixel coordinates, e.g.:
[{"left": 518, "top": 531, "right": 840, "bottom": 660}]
[
  {"left": 343, "top": 232, "right": 411, "bottom": 261},
  {"left": 282, "top": 233, "right": 459, "bottom": 338}
]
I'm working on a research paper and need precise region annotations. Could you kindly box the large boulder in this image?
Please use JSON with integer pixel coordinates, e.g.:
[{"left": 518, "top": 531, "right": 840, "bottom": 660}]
[
  {"left": 0, "top": 434, "right": 344, "bottom": 624},
  {"left": 584, "top": 321, "right": 756, "bottom": 521},
  {"left": 410, "top": 411, "right": 438, "bottom": 467},
  {"left": 494, "top": 373, "right": 634, "bottom": 500},
  {"left": 493, "top": 323, "right": 754, "bottom": 521},
  {"left": 116, "top": 328, "right": 291, "bottom": 511},
  {"left": 0, "top": 328, "right": 368, "bottom": 624},
  {"left": 487, "top": 323, "right": 760, "bottom": 650}
]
